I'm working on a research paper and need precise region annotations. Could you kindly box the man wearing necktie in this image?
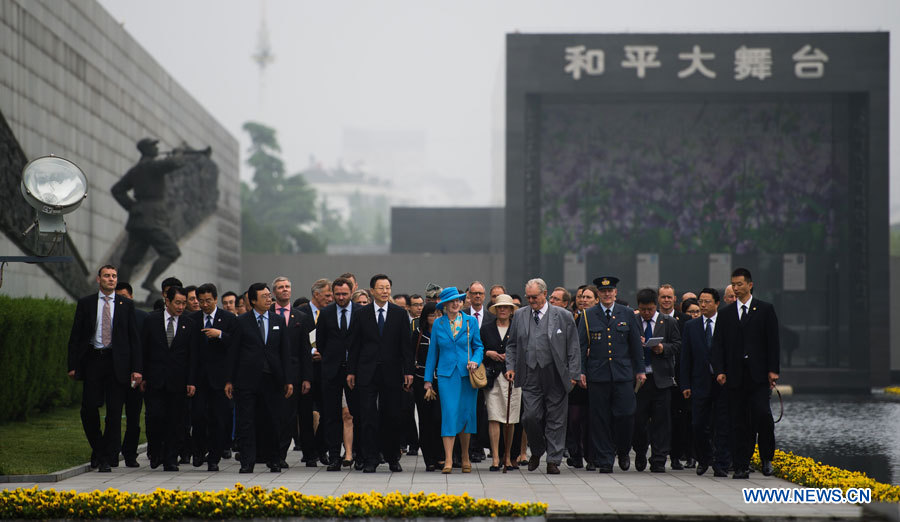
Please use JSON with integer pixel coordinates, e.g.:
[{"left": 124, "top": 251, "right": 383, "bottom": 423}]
[
  {"left": 141, "top": 286, "right": 198, "bottom": 471},
  {"left": 505, "top": 278, "right": 583, "bottom": 475},
  {"left": 188, "top": 283, "right": 239, "bottom": 471},
  {"left": 711, "top": 268, "right": 781, "bottom": 479},
  {"left": 225, "top": 283, "right": 294, "bottom": 473},
  {"left": 295, "top": 278, "right": 332, "bottom": 466},
  {"left": 270, "top": 276, "right": 313, "bottom": 469},
  {"left": 347, "top": 274, "right": 414, "bottom": 473},
  {"left": 631, "top": 288, "right": 681, "bottom": 473},
  {"left": 315, "top": 277, "right": 362, "bottom": 470},
  {"left": 67, "top": 265, "right": 142, "bottom": 472},
  {"left": 680, "top": 288, "right": 731, "bottom": 477},
  {"left": 577, "top": 276, "right": 645, "bottom": 473}
]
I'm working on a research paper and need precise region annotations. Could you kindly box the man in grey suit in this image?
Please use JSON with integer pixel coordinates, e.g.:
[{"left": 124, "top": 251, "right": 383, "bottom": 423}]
[{"left": 505, "top": 278, "right": 583, "bottom": 474}]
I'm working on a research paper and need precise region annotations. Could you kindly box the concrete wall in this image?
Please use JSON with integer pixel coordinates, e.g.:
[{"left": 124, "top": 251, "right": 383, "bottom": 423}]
[
  {"left": 0, "top": 0, "right": 240, "bottom": 301},
  {"left": 242, "top": 253, "right": 506, "bottom": 298},
  {"left": 892, "top": 257, "right": 900, "bottom": 377}
]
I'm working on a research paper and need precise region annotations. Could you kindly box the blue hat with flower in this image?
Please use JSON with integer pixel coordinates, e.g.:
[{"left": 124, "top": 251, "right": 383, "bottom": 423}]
[{"left": 435, "top": 286, "right": 465, "bottom": 310}]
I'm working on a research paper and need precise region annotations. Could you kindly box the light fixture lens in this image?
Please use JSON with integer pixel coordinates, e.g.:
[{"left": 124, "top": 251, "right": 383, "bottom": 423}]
[{"left": 21, "top": 156, "right": 88, "bottom": 212}]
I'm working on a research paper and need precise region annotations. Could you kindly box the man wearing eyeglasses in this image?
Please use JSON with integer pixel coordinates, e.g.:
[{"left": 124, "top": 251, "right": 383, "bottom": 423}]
[{"left": 505, "top": 278, "right": 582, "bottom": 475}]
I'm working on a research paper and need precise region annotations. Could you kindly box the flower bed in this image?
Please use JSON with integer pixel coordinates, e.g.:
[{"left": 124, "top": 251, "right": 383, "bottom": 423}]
[
  {"left": 0, "top": 485, "right": 547, "bottom": 519},
  {"left": 885, "top": 386, "right": 900, "bottom": 396},
  {"left": 752, "top": 448, "right": 900, "bottom": 503}
]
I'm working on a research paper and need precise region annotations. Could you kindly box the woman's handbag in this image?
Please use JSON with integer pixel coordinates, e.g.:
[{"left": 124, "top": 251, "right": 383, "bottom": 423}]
[{"left": 466, "top": 319, "right": 487, "bottom": 389}]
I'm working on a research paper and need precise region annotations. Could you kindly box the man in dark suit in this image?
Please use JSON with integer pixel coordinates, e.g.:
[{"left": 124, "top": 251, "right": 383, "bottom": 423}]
[
  {"left": 712, "top": 268, "right": 780, "bottom": 479},
  {"left": 189, "top": 283, "right": 238, "bottom": 471},
  {"left": 114, "top": 282, "right": 149, "bottom": 468},
  {"left": 316, "top": 277, "right": 361, "bottom": 470},
  {"left": 140, "top": 286, "right": 198, "bottom": 471},
  {"left": 225, "top": 283, "right": 294, "bottom": 473},
  {"left": 270, "top": 276, "right": 313, "bottom": 469},
  {"left": 632, "top": 288, "right": 681, "bottom": 473},
  {"left": 347, "top": 274, "right": 414, "bottom": 473},
  {"left": 293, "top": 278, "right": 332, "bottom": 466},
  {"left": 67, "top": 264, "right": 142, "bottom": 472},
  {"left": 680, "top": 287, "right": 730, "bottom": 477},
  {"left": 577, "top": 276, "right": 645, "bottom": 473}
]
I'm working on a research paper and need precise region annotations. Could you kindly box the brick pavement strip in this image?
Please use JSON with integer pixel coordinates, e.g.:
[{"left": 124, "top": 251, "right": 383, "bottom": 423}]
[{"left": 0, "top": 451, "right": 866, "bottom": 519}]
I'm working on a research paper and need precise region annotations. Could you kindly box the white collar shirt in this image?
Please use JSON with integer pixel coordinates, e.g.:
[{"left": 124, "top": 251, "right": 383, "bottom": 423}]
[{"left": 93, "top": 291, "right": 116, "bottom": 348}]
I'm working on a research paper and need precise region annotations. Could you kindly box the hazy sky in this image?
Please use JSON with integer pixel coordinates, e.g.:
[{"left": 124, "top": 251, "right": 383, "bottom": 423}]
[{"left": 99, "top": 0, "right": 899, "bottom": 215}]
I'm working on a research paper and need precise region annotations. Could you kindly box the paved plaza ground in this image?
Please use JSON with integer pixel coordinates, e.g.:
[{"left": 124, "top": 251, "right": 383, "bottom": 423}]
[{"left": 2, "top": 449, "right": 866, "bottom": 520}]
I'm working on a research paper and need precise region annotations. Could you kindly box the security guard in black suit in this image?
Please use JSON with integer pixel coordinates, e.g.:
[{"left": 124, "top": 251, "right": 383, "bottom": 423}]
[{"left": 578, "top": 277, "right": 646, "bottom": 473}]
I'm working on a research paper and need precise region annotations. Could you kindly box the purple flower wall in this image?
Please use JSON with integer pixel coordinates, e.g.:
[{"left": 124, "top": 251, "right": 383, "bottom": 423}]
[{"left": 540, "top": 100, "right": 842, "bottom": 256}]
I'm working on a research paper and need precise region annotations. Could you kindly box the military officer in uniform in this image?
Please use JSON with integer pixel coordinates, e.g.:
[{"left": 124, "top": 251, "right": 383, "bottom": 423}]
[{"left": 578, "top": 277, "right": 645, "bottom": 473}]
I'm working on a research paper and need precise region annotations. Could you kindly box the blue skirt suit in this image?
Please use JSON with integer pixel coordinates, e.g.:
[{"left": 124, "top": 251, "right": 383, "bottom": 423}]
[{"left": 424, "top": 313, "right": 484, "bottom": 437}]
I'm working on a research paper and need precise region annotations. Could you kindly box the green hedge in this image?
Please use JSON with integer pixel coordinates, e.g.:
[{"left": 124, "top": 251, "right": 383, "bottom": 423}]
[{"left": 0, "top": 295, "right": 80, "bottom": 422}]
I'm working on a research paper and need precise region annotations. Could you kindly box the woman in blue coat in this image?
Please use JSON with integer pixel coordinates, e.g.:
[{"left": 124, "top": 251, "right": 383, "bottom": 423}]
[{"left": 423, "top": 286, "right": 484, "bottom": 474}]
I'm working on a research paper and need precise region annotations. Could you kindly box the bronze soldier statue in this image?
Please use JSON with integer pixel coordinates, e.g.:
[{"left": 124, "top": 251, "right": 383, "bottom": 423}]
[{"left": 111, "top": 138, "right": 209, "bottom": 295}]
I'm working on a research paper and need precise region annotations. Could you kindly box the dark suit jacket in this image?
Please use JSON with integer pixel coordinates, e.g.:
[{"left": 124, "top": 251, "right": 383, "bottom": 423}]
[
  {"left": 348, "top": 302, "right": 414, "bottom": 387},
  {"left": 271, "top": 303, "right": 313, "bottom": 385},
  {"left": 466, "top": 306, "right": 496, "bottom": 328},
  {"left": 711, "top": 298, "right": 781, "bottom": 389},
  {"left": 67, "top": 292, "right": 141, "bottom": 385},
  {"left": 141, "top": 310, "right": 198, "bottom": 393},
  {"left": 188, "top": 308, "right": 238, "bottom": 390},
  {"left": 229, "top": 310, "right": 292, "bottom": 390},
  {"left": 680, "top": 315, "right": 715, "bottom": 398},
  {"left": 316, "top": 302, "right": 361, "bottom": 382},
  {"left": 644, "top": 313, "right": 681, "bottom": 389}
]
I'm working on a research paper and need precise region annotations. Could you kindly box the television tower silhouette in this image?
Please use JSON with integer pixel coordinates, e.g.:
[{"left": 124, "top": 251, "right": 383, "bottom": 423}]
[{"left": 252, "top": 0, "right": 274, "bottom": 114}]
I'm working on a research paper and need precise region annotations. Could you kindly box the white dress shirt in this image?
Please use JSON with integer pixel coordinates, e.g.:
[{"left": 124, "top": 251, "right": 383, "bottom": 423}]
[
  {"left": 469, "top": 306, "right": 486, "bottom": 328},
  {"left": 737, "top": 295, "right": 753, "bottom": 320}
]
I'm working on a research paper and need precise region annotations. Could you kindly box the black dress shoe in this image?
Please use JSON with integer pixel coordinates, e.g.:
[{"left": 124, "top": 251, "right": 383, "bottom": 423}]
[
  {"left": 239, "top": 465, "right": 254, "bottom": 473},
  {"left": 713, "top": 465, "right": 728, "bottom": 477},
  {"left": 279, "top": 459, "right": 289, "bottom": 469},
  {"left": 696, "top": 463, "right": 709, "bottom": 476},
  {"left": 150, "top": 456, "right": 162, "bottom": 470},
  {"left": 179, "top": 455, "right": 191, "bottom": 465},
  {"left": 489, "top": 465, "right": 500, "bottom": 472},
  {"left": 208, "top": 463, "right": 219, "bottom": 472},
  {"left": 546, "top": 463, "right": 560, "bottom": 474},
  {"left": 528, "top": 454, "right": 541, "bottom": 471},
  {"left": 354, "top": 460, "right": 365, "bottom": 471},
  {"left": 163, "top": 464, "right": 179, "bottom": 472},
  {"left": 267, "top": 462, "right": 281, "bottom": 472},
  {"left": 635, "top": 453, "right": 647, "bottom": 472},
  {"left": 650, "top": 465, "right": 666, "bottom": 473},
  {"left": 670, "top": 458, "right": 684, "bottom": 470},
  {"left": 585, "top": 463, "right": 597, "bottom": 472},
  {"left": 426, "top": 464, "right": 436, "bottom": 472},
  {"left": 363, "top": 464, "right": 377, "bottom": 473},
  {"left": 597, "top": 466, "right": 613, "bottom": 473},
  {"left": 320, "top": 455, "right": 330, "bottom": 466},
  {"left": 90, "top": 452, "right": 99, "bottom": 469},
  {"left": 327, "top": 459, "right": 342, "bottom": 472},
  {"left": 388, "top": 461, "right": 402, "bottom": 472},
  {"left": 109, "top": 459, "right": 119, "bottom": 468},
  {"left": 193, "top": 455, "right": 205, "bottom": 467},
  {"left": 504, "top": 464, "right": 519, "bottom": 472},
  {"left": 98, "top": 462, "right": 111, "bottom": 473},
  {"left": 617, "top": 453, "right": 630, "bottom": 471},
  {"left": 733, "top": 469, "right": 750, "bottom": 479},
  {"left": 222, "top": 449, "right": 232, "bottom": 460},
  {"left": 124, "top": 459, "right": 140, "bottom": 468},
  {"left": 684, "top": 457, "right": 696, "bottom": 469},
  {"left": 762, "top": 460, "right": 774, "bottom": 476}
]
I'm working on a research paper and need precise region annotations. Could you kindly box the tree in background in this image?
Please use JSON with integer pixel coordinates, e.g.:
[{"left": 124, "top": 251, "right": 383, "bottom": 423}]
[{"left": 241, "top": 121, "right": 324, "bottom": 253}]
